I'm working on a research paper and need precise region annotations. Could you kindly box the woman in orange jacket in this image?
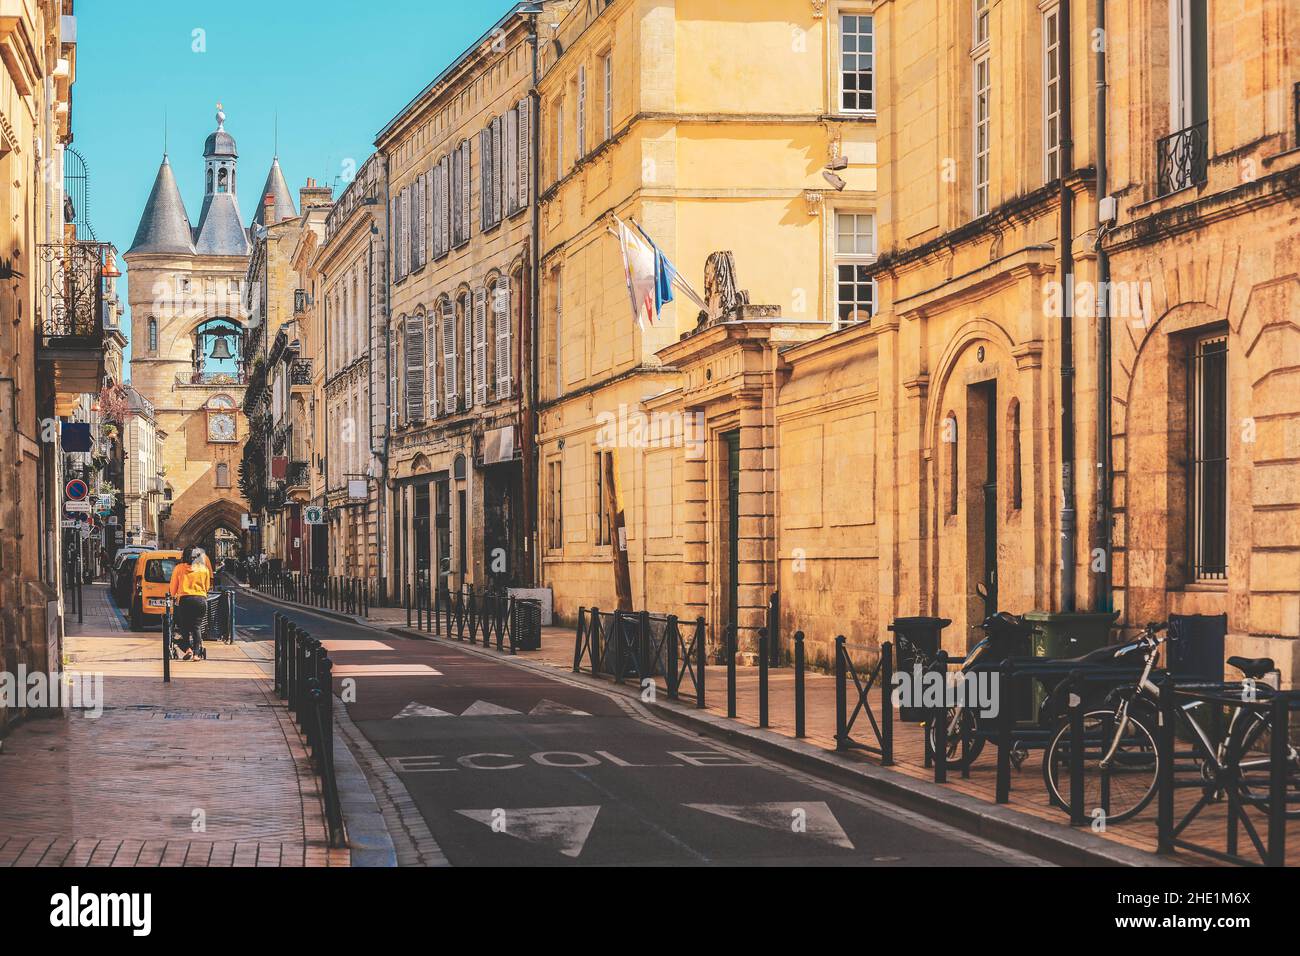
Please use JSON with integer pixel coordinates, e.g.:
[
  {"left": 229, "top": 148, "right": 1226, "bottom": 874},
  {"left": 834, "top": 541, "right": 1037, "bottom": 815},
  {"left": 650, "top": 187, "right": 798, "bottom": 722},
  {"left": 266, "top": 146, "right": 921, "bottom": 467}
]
[{"left": 169, "top": 549, "right": 213, "bottom": 660}]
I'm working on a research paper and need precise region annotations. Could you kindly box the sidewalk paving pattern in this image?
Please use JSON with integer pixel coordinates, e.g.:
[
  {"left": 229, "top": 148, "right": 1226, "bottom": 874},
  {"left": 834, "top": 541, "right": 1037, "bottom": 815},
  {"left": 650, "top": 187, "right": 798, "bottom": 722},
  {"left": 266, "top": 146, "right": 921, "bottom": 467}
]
[{"left": 0, "top": 585, "right": 349, "bottom": 867}]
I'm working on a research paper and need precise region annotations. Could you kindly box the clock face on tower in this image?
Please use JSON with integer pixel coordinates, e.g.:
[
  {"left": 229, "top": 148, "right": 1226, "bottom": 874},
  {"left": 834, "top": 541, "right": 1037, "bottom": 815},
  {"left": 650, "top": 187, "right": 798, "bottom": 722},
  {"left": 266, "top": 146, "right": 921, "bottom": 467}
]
[
  {"left": 208, "top": 413, "right": 236, "bottom": 443},
  {"left": 206, "top": 394, "right": 237, "bottom": 443}
]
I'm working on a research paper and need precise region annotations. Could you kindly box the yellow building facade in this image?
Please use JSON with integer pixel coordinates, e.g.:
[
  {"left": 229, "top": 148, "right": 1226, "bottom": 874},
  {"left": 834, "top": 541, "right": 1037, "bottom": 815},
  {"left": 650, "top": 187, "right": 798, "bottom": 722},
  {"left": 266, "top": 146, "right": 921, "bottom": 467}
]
[{"left": 536, "top": 0, "right": 873, "bottom": 649}]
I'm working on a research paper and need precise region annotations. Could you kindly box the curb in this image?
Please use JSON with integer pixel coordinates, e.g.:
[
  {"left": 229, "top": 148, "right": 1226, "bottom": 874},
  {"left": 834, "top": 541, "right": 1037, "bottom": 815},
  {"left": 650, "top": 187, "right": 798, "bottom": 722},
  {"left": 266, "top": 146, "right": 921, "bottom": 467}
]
[
  {"left": 384, "top": 624, "right": 1176, "bottom": 869},
  {"left": 330, "top": 703, "right": 397, "bottom": 868}
]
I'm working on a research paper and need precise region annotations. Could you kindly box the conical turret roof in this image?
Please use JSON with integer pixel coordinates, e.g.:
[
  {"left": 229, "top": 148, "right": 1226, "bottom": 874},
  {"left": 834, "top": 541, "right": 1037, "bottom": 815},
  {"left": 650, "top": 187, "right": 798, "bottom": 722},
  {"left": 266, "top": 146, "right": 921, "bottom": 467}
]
[
  {"left": 251, "top": 157, "right": 298, "bottom": 229},
  {"left": 127, "top": 156, "right": 195, "bottom": 256}
]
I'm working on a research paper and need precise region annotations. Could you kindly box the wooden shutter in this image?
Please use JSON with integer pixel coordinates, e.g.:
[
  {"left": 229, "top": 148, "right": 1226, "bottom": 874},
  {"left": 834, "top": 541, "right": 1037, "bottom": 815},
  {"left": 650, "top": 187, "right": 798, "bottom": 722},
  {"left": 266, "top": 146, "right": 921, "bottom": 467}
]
[
  {"left": 392, "top": 196, "right": 402, "bottom": 281},
  {"left": 492, "top": 115, "right": 504, "bottom": 225},
  {"left": 460, "top": 139, "right": 472, "bottom": 242},
  {"left": 494, "top": 277, "right": 511, "bottom": 398},
  {"left": 479, "top": 128, "right": 491, "bottom": 231},
  {"left": 440, "top": 158, "right": 451, "bottom": 254},
  {"left": 441, "top": 299, "right": 457, "bottom": 412},
  {"left": 425, "top": 310, "right": 438, "bottom": 419},
  {"left": 408, "top": 184, "right": 418, "bottom": 272},
  {"left": 451, "top": 148, "right": 462, "bottom": 247},
  {"left": 423, "top": 171, "right": 432, "bottom": 264},
  {"left": 505, "top": 109, "right": 518, "bottom": 217},
  {"left": 577, "top": 65, "right": 587, "bottom": 157},
  {"left": 404, "top": 316, "right": 425, "bottom": 422},
  {"left": 473, "top": 287, "right": 488, "bottom": 406},
  {"left": 463, "top": 302, "right": 473, "bottom": 408},
  {"left": 389, "top": 338, "right": 399, "bottom": 429},
  {"left": 517, "top": 97, "right": 530, "bottom": 209}
]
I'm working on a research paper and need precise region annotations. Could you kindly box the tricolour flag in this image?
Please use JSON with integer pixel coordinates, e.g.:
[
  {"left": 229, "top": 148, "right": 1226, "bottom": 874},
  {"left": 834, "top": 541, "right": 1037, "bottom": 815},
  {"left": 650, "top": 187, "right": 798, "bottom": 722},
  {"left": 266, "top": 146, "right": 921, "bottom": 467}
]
[{"left": 615, "top": 218, "right": 656, "bottom": 329}]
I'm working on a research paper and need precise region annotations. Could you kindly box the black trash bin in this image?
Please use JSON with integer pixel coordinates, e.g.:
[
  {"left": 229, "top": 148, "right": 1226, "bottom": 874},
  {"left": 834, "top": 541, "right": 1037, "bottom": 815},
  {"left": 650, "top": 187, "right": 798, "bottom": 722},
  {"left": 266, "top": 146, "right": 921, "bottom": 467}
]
[
  {"left": 887, "top": 616, "right": 951, "bottom": 721},
  {"left": 513, "top": 599, "right": 543, "bottom": 651}
]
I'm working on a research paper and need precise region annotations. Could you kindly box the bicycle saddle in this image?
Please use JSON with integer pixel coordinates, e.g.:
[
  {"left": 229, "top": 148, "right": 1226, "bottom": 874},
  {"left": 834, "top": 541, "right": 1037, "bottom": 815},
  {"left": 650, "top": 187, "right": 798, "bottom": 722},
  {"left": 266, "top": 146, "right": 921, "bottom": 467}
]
[
  {"left": 983, "top": 611, "right": 1032, "bottom": 633},
  {"left": 1227, "top": 656, "right": 1275, "bottom": 679}
]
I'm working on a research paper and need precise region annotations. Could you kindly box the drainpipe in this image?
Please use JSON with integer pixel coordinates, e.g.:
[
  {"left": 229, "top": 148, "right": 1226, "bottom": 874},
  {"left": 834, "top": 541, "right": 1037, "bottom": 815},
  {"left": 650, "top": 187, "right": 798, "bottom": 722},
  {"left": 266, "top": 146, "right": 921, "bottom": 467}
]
[
  {"left": 527, "top": 11, "right": 542, "bottom": 588},
  {"left": 1094, "top": 0, "right": 1112, "bottom": 612},
  {"left": 1059, "top": 0, "right": 1077, "bottom": 612}
]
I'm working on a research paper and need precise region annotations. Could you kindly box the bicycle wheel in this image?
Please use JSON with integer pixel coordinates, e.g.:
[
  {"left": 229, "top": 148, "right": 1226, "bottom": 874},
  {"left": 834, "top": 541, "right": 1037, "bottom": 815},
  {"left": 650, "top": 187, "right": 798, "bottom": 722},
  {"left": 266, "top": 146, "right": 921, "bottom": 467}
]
[
  {"left": 926, "top": 707, "right": 985, "bottom": 770},
  {"left": 1042, "top": 710, "right": 1159, "bottom": 824},
  {"left": 1227, "top": 709, "right": 1300, "bottom": 818}
]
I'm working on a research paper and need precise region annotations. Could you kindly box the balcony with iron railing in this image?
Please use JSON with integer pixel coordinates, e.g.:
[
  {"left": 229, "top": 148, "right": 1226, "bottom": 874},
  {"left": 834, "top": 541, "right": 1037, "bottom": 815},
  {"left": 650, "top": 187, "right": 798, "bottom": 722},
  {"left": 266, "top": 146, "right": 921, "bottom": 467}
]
[
  {"left": 293, "top": 289, "right": 311, "bottom": 317},
  {"left": 291, "top": 358, "right": 313, "bottom": 387},
  {"left": 1157, "top": 120, "right": 1209, "bottom": 197},
  {"left": 286, "top": 460, "right": 309, "bottom": 491},
  {"left": 38, "top": 240, "right": 113, "bottom": 413}
]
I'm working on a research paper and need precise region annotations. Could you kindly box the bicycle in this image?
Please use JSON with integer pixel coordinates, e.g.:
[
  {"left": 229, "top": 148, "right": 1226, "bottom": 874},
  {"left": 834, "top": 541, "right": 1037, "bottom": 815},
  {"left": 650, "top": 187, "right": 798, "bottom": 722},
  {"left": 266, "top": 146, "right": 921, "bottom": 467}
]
[{"left": 1041, "top": 622, "right": 1300, "bottom": 823}]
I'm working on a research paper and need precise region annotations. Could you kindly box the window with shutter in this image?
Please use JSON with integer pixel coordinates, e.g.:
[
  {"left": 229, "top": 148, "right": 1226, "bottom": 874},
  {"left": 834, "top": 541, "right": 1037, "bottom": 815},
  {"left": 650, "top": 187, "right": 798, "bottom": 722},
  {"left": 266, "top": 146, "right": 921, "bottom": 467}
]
[
  {"left": 442, "top": 298, "right": 457, "bottom": 412},
  {"left": 404, "top": 316, "right": 425, "bottom": 423},
  {"left": 440, "top": 158, "right": 451, "bottom": 254},
  {"left": 577, "top": 65, "right": 587, "bottom": 158},
  {"left": 430, "top": 163, "right": 441, "bottom": 260},
  {"left": 517, "top": 97, "right": 530, "bottom": 210},
  {"left": 425, "top": 309, "right": 438, "bottom": 419},
  {"left": 505, "top": 109, "right": 518, "bottom": 217},
  {"left": 423, "top": 171, "right": 432, "bottom": 264},
  {"left": 389, "top": 338, "right": 399, "bottom": 430},
  {"left": 408, "top": 184, "right": 417, "bottom": 273},
  {"left": 492, "top": 115, "right": 503, "bottom": 226},
  {"left": 494, "top": 276, "right": 511, "bottom": 399},
  {"left": 463, "top": 300, "right": 473, "bottom": 408},
  {"left": 473, "top": 287, "right": 488, "bottom": 406},
  {"left": 451, "top": 148, "right": 463, "bottom": 247},
  {"left": 479, "top": 128, "right": 492, "bottom": 231},
  {"left": 461, "top": 139, "right": 472, "bottom": 242},
  {"left": 390, "top": 197, "right": 399, "bottom": 280},
  {"left": 392, "top": 196, "right": 403, "bottom": 281}
]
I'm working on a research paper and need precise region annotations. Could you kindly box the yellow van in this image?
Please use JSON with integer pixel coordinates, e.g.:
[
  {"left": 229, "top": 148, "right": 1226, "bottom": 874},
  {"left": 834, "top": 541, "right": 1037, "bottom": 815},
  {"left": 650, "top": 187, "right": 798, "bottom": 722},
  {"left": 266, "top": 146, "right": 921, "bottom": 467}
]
[{"left": 129, "top": 550, "right": 183, "bottom": 631}]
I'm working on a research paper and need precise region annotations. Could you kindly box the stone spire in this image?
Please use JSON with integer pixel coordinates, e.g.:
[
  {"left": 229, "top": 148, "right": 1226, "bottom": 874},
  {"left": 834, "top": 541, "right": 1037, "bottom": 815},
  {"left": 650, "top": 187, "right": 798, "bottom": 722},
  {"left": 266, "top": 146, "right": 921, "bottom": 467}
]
[
  {"left": 127, "top": 155, "right": 196, "bottom": 256},
  {"left": 251, "top": 157, "right": 298, "bottom": 229},
  {"left": 193, "top": 104, "right": 251, "bottom": 256}
]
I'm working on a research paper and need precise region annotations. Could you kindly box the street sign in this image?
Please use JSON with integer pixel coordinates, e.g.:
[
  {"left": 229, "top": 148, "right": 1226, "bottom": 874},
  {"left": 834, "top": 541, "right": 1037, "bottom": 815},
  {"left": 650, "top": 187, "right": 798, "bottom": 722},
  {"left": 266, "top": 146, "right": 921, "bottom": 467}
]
[
  {"left": 64, "top": 500, "right": 91, "bottom": 513},
  {"left": 65, "top": 479, "right": 89, "bottom": 501},
  {"left": 106, "top": 516, "right": 119, "bottom": 525},
  {"left": 304, "top": 506, "right": 325, "bottom": 525},
  {"left": 61, "top": 520, "right": 79, "bottom": 529}
]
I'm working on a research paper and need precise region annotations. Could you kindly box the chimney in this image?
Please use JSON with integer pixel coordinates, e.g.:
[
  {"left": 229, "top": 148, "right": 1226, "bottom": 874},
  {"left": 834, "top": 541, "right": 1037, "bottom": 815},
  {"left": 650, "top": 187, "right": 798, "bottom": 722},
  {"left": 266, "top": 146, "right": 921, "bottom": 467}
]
[{"left": 299, "top": 179, "right": 333, "bottom": 210}]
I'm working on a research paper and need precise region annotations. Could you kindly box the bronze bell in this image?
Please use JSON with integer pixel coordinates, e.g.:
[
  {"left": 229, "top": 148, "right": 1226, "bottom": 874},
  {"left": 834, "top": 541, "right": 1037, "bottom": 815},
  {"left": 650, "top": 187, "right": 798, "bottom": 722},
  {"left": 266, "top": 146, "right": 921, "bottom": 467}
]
[{"left": 209, "top": 334, "right": 234, "bottom": 360}]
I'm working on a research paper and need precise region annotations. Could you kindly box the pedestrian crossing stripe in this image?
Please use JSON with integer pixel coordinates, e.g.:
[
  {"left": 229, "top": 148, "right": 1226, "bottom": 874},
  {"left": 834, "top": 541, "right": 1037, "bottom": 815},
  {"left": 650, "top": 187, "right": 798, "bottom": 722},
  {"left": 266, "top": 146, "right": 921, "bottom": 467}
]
[
  {"left": 455, "top": 806, "right": 600, "bottom": 858},
  {"left": 684, "top": 801, "right": 855, "bottom": 849}
]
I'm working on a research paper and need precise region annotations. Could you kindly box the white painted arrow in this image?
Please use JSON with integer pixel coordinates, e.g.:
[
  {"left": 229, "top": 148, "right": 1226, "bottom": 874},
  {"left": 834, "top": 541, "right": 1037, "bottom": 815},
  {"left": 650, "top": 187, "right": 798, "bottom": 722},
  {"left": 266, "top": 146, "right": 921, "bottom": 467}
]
[
  {"left": 393, "top": 702, "right": 455, "bottom": 719},
  {"left": 685, "top": 801, "right": 855, "bottom": 850},
  {"left": 528, "top": 699, "right": 591, "bottom": 717},
  {"left": 460, "top": 700, "right": 522, "bottom": 717},
  {"left": 456, "top": 806, "right": 600, "bottom": 858}
]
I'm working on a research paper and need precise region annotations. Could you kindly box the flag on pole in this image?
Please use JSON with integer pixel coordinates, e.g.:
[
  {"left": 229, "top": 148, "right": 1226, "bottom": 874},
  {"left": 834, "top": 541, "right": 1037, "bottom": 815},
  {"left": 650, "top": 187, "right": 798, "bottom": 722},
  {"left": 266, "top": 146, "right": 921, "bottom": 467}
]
[
  {"left": 631, "top": 219, "right": 708, "bottom": 314},
  {"left": 613, "top": 217, "right": 656, "bottom": 329}
]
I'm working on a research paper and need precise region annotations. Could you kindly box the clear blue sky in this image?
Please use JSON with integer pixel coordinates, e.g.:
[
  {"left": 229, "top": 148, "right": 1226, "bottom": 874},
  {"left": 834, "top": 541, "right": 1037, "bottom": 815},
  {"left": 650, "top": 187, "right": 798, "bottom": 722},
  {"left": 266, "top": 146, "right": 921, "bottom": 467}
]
[{"left": 73, "top": 0, "right": 509, "bottom": 372}]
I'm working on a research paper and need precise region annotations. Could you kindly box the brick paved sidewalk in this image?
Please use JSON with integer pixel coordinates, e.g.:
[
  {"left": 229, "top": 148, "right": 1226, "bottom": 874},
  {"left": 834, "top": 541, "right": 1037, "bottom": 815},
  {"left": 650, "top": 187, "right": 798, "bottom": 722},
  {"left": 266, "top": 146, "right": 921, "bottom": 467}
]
[{"left": 0, "top": 584, "right": 349, "bottom": 867}]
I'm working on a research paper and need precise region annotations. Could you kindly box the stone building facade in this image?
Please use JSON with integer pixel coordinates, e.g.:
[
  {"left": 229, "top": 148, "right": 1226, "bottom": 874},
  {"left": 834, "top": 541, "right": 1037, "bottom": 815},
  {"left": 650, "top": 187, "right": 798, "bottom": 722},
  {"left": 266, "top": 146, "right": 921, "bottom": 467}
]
[
  {"left": 1102, "top": 0, "right": 1300, "bottom": 680},
  {"left": 0, "top": 0, "right": 100, "bottom": 732},
  {"left": 534, "top": 0, "right": 873, "bottom": 647},
  {"left": 314, "top": 154, "right": 385, "bottom": 584},
  {"left": 377, "top": 3, "right": 561, "bottom": 603}
]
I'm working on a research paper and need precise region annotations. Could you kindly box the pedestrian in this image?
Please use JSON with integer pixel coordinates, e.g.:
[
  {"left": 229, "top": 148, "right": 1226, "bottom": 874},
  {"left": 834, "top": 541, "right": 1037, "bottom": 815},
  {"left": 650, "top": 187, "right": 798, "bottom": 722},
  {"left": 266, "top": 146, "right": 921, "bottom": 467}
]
[{"left": 169, "top": 548, "right": 213, "bottom": 661}]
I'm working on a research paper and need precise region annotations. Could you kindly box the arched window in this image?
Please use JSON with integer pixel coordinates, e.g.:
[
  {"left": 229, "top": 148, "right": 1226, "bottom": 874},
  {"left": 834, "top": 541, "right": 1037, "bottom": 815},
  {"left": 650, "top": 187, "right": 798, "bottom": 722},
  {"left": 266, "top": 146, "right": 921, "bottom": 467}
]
[
  {"left": 148, "top": 318, "right": 158, "bottom": 353},
  {"left": 1008, "top": 398, "right": 1022, "bottom": 511},
  {"left": 215, "top": 463, "right": 230, "bottom": 488},
  {"left": 944, "top": 412, "right": 959, "bottom": 516},
  {"left": 459, "top": 291, "right": 473, "bottom": 409},
  {"left": 206, "top": 169, "right": 214, "bottom": 193},
  {"left": 218, "top": 167, "right": 228, "bottom": 193}
]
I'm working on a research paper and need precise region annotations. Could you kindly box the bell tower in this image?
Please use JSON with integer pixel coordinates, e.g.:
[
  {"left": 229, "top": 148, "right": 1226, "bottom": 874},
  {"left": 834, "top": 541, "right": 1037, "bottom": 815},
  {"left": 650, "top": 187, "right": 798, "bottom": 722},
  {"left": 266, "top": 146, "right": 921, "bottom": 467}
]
[{"left": 125, "top": 104, "right": 253, "bottom": 554}]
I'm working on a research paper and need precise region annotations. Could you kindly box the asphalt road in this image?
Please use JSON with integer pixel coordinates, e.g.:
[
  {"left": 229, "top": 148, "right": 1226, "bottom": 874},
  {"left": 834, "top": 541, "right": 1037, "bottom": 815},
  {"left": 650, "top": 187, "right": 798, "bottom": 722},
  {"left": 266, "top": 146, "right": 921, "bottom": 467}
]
[{"left": 235, "top": 590, "right": 1046, "bottom": 868}]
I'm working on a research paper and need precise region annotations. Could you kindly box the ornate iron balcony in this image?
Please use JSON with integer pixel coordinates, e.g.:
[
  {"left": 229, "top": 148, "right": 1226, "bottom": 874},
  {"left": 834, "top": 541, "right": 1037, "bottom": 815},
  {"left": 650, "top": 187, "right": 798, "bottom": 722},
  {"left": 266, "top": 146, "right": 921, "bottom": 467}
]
[
  {"left": 38, "top": 241, "right": 110, "bottom": 343},
  {"left": 293, "top": 289, "right": 310, "bottom": 316},
  {"left": 1157, "top": 121, "right": 1209, "bottom": 196},
  {"left": 291, "top": 358, "right": 313, "bottom": 385},
  {"left": 286, "top": 460, "right": 309, "bottom": 489}
]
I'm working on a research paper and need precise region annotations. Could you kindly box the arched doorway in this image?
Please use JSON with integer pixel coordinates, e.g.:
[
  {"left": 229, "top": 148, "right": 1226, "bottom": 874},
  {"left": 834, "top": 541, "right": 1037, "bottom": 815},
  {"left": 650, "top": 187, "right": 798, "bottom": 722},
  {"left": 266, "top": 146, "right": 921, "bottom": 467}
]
[{"left": 175, "top": 499, "right": 247, "bottom": 563}]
